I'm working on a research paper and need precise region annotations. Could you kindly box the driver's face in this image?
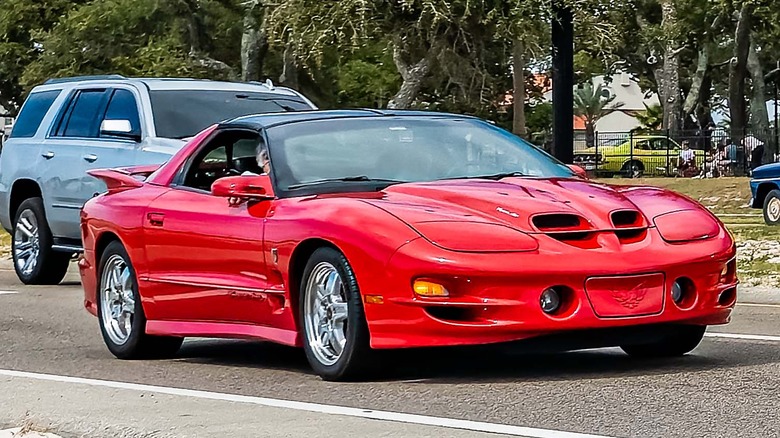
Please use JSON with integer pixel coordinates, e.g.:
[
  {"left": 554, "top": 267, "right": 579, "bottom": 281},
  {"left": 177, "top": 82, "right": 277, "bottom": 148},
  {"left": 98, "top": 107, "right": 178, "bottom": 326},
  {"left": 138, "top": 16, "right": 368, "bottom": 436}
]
[{"left": 258, "top": 149, "right": 270, "bottom": 174}]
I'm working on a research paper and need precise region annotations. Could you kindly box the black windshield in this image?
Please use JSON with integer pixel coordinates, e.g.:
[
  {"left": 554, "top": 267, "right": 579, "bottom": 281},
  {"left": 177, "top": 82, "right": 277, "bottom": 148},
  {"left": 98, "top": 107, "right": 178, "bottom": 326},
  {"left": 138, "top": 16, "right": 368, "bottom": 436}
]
[{"left": 149, "top": 90, "right": 312, "bottom": 139}]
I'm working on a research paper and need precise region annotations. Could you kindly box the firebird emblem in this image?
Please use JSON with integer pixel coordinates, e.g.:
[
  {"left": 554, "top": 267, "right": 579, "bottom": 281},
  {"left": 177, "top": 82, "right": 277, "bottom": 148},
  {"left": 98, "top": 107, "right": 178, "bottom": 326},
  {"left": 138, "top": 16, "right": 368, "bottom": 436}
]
[
  {"left": 610, "top": 282, "right": 648, "bottom": 309},
  {"left": 496, "top": 207, "right": 519, "bottom": 218}
]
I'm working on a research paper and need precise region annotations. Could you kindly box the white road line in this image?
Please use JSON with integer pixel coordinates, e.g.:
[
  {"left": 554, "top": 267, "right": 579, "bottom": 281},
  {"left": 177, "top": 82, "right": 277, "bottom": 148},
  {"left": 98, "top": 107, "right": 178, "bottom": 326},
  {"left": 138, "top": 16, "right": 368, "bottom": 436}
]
[
  {"left": 0, "top": 290, "right": 17, "bottom": 295},
  {"left": 705, "top": 332, "right": 780, "bottom": 342},
  {"left": 738, "top": 303, "right": 780, "bottom": 309},
  {"left": 0, "top": 369, "right": 613, "bottom": 438}
]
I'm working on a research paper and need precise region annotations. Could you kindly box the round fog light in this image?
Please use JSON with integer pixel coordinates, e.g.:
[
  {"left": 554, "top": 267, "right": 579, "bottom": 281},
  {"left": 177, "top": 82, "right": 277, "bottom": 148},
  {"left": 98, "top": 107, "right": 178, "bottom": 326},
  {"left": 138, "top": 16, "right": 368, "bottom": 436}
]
[
  {"left": 540, "top": 288, "right": 561, "bottom": 314},
  {"left": 671, "top": 280, "right": 683, "bottom": 303}
]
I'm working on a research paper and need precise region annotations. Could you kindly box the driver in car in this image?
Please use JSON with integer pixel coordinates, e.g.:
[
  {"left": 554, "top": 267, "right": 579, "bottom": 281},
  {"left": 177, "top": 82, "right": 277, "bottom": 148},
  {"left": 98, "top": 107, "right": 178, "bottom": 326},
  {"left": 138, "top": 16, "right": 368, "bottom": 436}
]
[{"left": 242, "top": 141, "right": 270, "bottom": 176}]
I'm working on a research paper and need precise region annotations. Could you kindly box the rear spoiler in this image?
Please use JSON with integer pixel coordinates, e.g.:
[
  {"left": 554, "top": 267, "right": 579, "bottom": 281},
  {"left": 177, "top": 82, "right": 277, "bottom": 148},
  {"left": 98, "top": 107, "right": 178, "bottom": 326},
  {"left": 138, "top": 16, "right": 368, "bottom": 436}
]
[{"left": 87, "top": 164, "right": 161, "bottom": 193}]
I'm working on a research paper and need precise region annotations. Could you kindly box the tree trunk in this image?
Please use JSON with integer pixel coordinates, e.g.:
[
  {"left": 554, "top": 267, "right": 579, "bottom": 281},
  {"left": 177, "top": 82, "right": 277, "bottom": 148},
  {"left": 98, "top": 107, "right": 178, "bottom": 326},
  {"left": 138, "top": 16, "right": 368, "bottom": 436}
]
[
  {"left": 585, "top": 122, "right": 595, "bottom": 148},
  {"left": 387, "top": 41, "right": 435, "bottom": 109},
  {"left": 747, "top": 38, "right": 772, "bottom": 164},
  {"left": 683, "top": 45, "right": 709, "bottom": 118},
  {"left": 241, "top": 1, "right": 268, "bottom": 82},
  {"left": 512, "top": 39, "right": 527, "bottom": 137},
  {"left": 729, "top": 3, "right": 752, "bottom": 146},
  {"left": 279, "top": 43, "right": 299, "bottom": 90},
  {"left": 659, "top": 0, "right": 681, "bottom": 137}
]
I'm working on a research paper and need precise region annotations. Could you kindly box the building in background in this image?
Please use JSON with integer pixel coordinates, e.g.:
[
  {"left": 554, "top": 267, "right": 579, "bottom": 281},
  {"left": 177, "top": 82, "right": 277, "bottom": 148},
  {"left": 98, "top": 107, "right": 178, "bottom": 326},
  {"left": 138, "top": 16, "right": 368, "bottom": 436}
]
[{"left": 543, "top": 73, "right": 660, "bottom": 133}]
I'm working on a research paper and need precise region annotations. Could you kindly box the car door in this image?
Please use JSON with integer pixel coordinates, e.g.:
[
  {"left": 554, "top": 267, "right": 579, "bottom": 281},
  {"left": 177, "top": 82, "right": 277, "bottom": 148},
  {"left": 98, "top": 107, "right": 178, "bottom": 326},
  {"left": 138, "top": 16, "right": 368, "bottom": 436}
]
[
  {"left": 41, "top": 88, "right": 111, "bottom": 239},
  {"left": 81, "top": 87, "right": 144, "bottom": 200},
  {"left": 142, "top": 128, "right": 274, "bottom": 324}
]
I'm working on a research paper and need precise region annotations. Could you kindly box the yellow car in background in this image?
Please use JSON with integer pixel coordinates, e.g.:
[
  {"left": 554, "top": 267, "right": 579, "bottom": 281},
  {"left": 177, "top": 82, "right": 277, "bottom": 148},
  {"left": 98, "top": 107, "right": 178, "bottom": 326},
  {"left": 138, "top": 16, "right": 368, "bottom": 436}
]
[{"left": 573, "top": 135, "right": 705, "bottom": 177}]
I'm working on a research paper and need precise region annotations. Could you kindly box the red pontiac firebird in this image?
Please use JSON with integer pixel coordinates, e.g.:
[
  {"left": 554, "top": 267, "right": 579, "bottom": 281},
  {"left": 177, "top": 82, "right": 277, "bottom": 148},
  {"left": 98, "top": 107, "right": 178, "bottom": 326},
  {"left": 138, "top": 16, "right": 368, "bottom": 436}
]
[{"left": 79, "top": 110, "right": 737, "bottom": 380}]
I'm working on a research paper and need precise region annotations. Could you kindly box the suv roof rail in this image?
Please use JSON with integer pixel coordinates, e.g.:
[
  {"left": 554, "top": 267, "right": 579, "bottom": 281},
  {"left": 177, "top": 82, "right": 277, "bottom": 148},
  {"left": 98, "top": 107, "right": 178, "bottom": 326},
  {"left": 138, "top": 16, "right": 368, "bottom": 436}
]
[{"left": 43, "top": 74, "right": 128, "bottom": 85}]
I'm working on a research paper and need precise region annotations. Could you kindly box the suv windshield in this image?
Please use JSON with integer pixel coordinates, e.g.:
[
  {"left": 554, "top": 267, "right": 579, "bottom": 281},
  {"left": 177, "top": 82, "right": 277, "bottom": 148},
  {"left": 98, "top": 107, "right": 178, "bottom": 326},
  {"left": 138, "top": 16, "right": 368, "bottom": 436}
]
[
  {"left": 149, "top": 90, "right": 311, "bottom": 139},
  {"left": 267, "top": 117, "right": 574, "bottom": 192}
]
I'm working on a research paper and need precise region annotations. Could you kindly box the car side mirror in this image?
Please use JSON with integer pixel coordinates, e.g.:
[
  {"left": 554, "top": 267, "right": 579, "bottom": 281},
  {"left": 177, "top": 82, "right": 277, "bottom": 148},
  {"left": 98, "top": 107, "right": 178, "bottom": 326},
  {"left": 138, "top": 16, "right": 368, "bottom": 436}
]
[
  {"left": 100, "top": 119, "right": 141, "bottom": 142},
  {"left": 567, "top": 164, "right": 589, "bottom": 179},
  {"left": 211, "top": 174, "right": 275, "bottom": 201}
]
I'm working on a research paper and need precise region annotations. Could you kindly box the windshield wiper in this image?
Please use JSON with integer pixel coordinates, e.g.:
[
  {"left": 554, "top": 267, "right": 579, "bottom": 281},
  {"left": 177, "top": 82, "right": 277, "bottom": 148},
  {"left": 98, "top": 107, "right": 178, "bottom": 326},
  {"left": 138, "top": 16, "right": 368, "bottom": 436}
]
[
  {"left": 445, "top": 172, "right": 526, "bottom": 180},
  {"left": 287, "top": 176, "right": 404, "bottom": 189}
]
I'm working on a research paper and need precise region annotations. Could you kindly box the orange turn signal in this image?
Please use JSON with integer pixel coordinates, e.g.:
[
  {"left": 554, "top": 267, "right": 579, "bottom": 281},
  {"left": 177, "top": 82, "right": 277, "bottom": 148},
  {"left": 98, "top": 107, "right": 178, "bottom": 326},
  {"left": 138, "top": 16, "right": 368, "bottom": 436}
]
[{"left": 413, "top": 280, "right": 449, "bottom": 297}]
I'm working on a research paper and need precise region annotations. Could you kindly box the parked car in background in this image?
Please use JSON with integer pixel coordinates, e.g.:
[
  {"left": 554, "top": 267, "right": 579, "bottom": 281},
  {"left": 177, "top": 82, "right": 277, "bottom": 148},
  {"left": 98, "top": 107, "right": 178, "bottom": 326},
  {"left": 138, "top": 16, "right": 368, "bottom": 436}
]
[
  {"left": 574, "top": 135, "right": 704, "bottom": 177},
  {"left": 748, "top": 162, "right": 780, "bottom": 225},
  {"left": 0, "top": 75, "right": 316, "bottom": 284}
]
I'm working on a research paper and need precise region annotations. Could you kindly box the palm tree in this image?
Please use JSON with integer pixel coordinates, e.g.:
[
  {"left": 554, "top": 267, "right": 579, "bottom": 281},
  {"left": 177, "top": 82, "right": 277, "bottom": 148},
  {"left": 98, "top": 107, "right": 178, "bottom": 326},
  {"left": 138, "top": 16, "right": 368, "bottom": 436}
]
[{"left": 574, "top": 82, "right": 624, "bottom": 147}]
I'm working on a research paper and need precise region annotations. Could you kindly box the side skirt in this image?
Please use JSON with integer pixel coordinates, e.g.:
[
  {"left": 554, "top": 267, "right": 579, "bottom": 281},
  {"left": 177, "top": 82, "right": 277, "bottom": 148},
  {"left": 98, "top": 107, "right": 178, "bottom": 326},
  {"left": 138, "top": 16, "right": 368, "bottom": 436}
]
[{"left": 145, "top": 320, "right": 300, "bottom": 347}]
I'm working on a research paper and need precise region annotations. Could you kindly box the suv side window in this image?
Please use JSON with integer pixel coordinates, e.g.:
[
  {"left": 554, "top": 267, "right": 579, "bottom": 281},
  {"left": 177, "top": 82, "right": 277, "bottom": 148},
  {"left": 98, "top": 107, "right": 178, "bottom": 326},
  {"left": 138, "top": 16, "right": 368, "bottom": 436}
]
[
  {"left": 55, "top": 89, "right": 109, "bottom": 138},
  {"left": 102, "top": 89, "right": 141, "bottom": 136},
  {"left": 9, "top": 90, "right": 61, "bottom": 138}
]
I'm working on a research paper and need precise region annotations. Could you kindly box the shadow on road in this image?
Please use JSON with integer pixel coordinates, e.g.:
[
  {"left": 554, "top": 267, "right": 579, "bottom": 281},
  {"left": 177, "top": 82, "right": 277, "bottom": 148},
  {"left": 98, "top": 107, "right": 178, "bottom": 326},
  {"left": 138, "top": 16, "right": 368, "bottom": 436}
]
[{"left": 173, "top": 335, "right": 779, "bottom": 384}]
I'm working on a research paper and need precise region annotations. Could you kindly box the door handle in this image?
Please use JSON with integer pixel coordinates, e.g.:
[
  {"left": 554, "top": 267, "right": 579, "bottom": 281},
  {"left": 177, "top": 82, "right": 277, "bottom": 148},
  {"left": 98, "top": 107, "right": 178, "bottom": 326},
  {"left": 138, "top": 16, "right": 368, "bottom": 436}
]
[
  {"left": 41, "top": 151, "right": 55, "bottom": 159},
  {"left": 147, "top": 212, "right": 164, "bottom": 227},
  {"left": 82, "top": 154, "right": 98, "bottom": 163}
]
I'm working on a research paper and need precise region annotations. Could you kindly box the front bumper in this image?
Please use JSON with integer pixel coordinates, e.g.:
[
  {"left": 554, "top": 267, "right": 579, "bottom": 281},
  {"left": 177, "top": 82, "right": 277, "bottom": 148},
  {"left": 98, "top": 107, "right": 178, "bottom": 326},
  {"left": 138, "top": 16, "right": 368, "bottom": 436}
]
[{"left": 362, "top": 229, "right": 737, "bottom": 349}]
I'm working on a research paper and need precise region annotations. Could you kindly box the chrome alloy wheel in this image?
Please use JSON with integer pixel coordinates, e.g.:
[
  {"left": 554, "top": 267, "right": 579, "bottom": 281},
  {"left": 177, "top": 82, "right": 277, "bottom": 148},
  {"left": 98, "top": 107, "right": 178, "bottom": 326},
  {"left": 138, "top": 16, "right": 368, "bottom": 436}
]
[
  {"left": 304, "top": 262, "right": 349, "bottom": 366},
  {"left": 13, "top": 209, "right": 40, "bottom": 276},
  {"left": 768, "top": 197, "right": 780, "bottom": 222},
  {"left": 100, "top": 254, "right": 135, "bottom": 345}
]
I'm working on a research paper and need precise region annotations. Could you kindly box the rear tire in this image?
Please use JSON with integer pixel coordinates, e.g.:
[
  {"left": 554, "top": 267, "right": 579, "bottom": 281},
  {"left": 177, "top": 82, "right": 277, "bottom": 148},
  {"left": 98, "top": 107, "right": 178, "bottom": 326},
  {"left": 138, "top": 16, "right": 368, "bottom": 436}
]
[
  {"left": 620, "top": 325, "right": 706, "bottom": 358},
  {"left": 97, "top": 240, "right": 183, "bottom": 359},
  {"left": 12, "top": 197, "right": 70, "bottom": 285},
  {"left": 300, "top": 247, "right": 373, "bottom": 381},
  {"left": 762, "top": 189, "right": 780, "bottom": 226}
]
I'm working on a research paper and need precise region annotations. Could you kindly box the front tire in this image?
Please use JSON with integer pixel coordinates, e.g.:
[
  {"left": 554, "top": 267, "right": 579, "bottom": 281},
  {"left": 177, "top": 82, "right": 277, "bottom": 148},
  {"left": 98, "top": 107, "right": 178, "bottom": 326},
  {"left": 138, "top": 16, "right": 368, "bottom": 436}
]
[
  {"left": 763, "top": 189, "right": 780, "bottom": 225},
  {"left": 12, "top": 197, "right": 70, "bottom": 285},
  {"left": 300, "top": 247, "right": 372, "bottom": 381},
  {"left": 622, "top": 160, "right": 644, "bottom": 178},
  {"left": 620, "top": 325, "right": 706, "bottom": 358},
  {"left": 97, "top": 240, "right": 182, "bottom": 359}
]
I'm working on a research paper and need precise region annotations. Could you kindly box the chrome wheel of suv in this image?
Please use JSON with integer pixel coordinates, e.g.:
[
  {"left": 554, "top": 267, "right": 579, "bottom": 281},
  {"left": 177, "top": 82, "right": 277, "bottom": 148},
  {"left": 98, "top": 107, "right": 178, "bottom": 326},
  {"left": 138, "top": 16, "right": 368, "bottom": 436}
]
[
  {"left": 11, "top": 197, "right": 70, "bottom": 285},
  {"left": 13, "top": 209, "right": 40, "bottom": 276}
]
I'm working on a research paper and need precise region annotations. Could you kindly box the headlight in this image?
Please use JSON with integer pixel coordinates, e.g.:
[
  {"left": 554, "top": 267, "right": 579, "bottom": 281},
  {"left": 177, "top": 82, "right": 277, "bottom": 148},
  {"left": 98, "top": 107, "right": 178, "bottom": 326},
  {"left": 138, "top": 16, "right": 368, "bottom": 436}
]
[{"left": 653, "top": 210, "right": 721, "bottom": 243}]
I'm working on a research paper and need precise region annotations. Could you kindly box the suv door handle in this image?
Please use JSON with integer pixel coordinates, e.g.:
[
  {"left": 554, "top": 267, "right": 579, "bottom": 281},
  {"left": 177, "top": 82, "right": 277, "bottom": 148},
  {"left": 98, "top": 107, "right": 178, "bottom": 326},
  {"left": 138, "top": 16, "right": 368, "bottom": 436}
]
[
  {"left": 147, "top": 212, "right": 164, "bottom": 227},
  {"left": 82, "top": 154, "right": 98, "bottom": 163},
  {"left": 41, "top": 151, "right": 55, "bottom": 159}
]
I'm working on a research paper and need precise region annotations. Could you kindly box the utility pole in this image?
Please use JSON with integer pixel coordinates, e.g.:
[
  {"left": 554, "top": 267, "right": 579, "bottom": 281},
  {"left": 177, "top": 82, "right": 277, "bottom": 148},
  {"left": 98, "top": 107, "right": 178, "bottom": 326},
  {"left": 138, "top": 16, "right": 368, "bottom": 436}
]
[{"left": 551, "top": 1, "right": 574, "bottom": 164}]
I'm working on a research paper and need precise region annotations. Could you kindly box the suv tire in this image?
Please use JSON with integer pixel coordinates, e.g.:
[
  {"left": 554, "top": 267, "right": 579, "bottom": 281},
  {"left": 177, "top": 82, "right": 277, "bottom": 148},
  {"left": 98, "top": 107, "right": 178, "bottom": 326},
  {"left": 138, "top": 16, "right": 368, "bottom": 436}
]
[{"left": 12, "top": 197, "right": 70, "bottom": 284}]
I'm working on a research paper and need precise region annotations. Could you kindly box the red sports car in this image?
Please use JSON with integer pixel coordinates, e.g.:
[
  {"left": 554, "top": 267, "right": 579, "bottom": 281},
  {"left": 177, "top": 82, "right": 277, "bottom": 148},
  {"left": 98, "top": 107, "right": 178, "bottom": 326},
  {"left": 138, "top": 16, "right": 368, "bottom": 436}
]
[{"left": 79, "top": 110, "right": 737, "bottom": 380}]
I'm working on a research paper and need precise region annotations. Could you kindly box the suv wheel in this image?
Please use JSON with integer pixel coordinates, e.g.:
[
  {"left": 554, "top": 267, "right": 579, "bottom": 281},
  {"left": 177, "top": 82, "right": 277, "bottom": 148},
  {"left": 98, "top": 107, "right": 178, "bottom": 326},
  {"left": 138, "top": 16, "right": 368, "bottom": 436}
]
[{"left": 12, "top": 197, "right": 70, "bottom": 285}]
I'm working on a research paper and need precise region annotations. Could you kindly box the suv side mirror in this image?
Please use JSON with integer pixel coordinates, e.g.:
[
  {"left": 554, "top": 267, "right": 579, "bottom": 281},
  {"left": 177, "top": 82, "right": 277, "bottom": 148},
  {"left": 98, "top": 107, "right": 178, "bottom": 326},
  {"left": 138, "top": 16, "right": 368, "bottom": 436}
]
[
  {"left": 211, "top": 174, "right": 275, "bottom": 201},
  {"left": 101, "top": 119, "right": 141, "bottom": 141}
]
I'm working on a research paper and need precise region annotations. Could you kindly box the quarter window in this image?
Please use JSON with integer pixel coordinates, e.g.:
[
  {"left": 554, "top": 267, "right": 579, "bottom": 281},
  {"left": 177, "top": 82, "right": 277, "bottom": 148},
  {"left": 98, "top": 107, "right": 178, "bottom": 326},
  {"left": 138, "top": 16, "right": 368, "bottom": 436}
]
[{"left": 9, "top": 90, "right": 61, "bottom": 138}]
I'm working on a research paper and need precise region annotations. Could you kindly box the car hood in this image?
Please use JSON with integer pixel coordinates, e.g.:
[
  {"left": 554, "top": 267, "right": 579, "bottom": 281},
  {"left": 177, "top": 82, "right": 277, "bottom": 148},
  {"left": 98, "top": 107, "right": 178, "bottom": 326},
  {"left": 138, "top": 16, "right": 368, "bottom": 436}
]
[
  {"left": 364, "top": 178, "right": 656, "bottom": 236},
  {"left": 752, "top": 162, "right": 780, "bottom": 179}
]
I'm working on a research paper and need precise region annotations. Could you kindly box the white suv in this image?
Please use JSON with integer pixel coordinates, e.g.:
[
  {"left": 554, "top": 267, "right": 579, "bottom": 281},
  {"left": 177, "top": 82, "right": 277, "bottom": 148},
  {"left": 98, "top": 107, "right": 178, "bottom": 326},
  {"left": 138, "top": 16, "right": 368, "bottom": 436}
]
[{"left": 0, "top": 75, "right": 316, "bottom": 284}]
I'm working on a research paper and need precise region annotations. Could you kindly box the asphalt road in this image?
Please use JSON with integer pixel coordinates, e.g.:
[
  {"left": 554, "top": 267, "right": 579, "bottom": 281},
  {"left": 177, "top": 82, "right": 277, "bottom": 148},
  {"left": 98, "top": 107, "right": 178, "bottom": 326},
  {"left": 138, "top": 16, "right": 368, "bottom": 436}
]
[{"left": 0, "top": 262, "right": 778, "bottom": 438}]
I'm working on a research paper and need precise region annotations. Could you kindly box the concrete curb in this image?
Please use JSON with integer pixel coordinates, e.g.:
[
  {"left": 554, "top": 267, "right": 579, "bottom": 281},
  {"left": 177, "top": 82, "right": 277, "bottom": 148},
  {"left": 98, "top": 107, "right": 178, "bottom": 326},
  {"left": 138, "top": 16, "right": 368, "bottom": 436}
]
[{"left": 0, "top": 428, "right": 62, "bottom": 438}]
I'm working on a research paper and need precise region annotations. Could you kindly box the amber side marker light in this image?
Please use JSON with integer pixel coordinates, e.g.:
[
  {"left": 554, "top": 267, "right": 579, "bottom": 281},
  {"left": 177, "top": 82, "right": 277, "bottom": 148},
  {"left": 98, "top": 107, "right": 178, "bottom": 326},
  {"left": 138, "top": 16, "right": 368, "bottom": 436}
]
[
  {"left": 365, "top": 295, "right": 384, "bottom": 304},
  {"left": 413, "top": 280, "right": 449, "bottom": 297}
]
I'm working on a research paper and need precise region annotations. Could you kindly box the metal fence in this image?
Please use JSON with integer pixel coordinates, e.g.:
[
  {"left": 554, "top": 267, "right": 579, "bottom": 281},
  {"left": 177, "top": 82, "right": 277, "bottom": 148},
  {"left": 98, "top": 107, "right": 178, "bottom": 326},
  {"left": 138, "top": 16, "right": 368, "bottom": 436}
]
[{"left": 572, "top": 128, "right": 778, "bottom": 178}]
